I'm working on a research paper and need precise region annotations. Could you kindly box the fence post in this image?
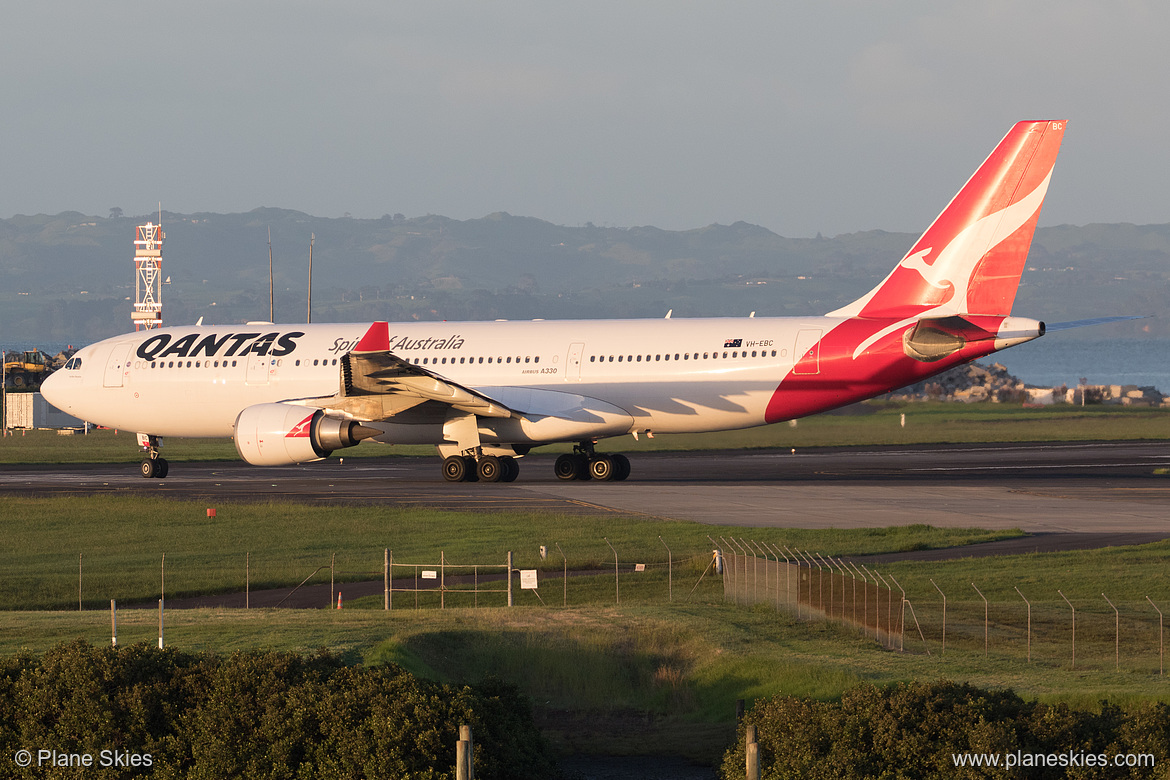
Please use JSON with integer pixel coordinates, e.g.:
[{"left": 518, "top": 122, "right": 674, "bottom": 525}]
[
  {"left": 830, "top": 557, "right": 848, "bottom": 621},
  {"left": 330, "top": 552, "right": 335, "bottom": 610},
  {"left": 1014, "top": 586, "right": 1030, "bottom": 662},
  {"left": 782, "top": 547, "right": 798, "bottom": 618},
  {"left": 246, "top": 552, "right": 250, "bottom": 610},
  {"left": 817, "top": 553, "right": 834, "bottom": 619},
  {"left": 556, "top": 543, "right": 567, "bottom": 607},
  {"left": 838, "top": 558, "right": 856, "bottom": 625},
  {"left": 111, "top": 599, "right": 117, "bottom": 647},
  {"left": 456, "top": 739, "right": 471, "bottom": 780},
  {"left": 441, "top": 551, "right": 446, "bottom": 610},
  {"left": 1147, "top": 596, "right": 1163, "bottom": 676},
  {"left": 459, "top": 724, "right": 474, "bottom": 779},
  {"left": 604, "top": 537, "right": 620, "bottom": 605},
  {"left": 158, "top": 598, "right": 164, "bottom": 649},
  {"left": 871, "top": 569, "right": 894, "bottom": 648},
  {"left": 749, "top": 541, "right": 765, "bottom": 605},
  {"left": 930, "top": 579, "right": 946, "bottom": 655},
  {"left": 1058, "top": 589, "right": 1076, "bottom": 670},
  {"left": 809, "top": 552, "right": 823, "bottom": 613},
  {"left": 745, "top": 539, "right": 760, "bottom": 604},
  {"left": 384, "top": 549, "right": 389, "bottom": 611},
  {"left": 746, "top": 722, "right": 759, "bottom": 780},
  {"left": 853, "top": 562, "right": 870, "bottom": 638},
  {"left": 1103, "top": 593, "right": 1119, "bottom": 672},
  {"left": 723, "top": 537, "right": 743, "bottom": 604},
  {"left": 887, "top": 573, "right": 907, "bottom": 652},
  {"left": 971, "top": 583, "right": 988, "bottom": 657},
  {"left": 660, "top": 537, "right": 672, "bottom": 602},
  {"left": 78, "top": 553, "right": 82, "bottom": 611},
  {"left": 507, "top": 551, "right": 513, "bottom": 607}
]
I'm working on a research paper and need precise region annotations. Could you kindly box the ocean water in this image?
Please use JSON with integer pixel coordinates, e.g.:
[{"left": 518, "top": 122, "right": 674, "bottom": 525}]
[
  {"left": 988, "top": 338, "right": 1170, "bottom": 392},
  {"left": 10, "top": 337, "right": 1168, "bottom": 393}
]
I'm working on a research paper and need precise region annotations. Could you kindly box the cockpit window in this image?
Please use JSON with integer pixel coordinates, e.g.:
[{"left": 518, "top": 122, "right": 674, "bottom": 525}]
[{"left": 65, "top": 358, "right": 82, "bottom": 370}]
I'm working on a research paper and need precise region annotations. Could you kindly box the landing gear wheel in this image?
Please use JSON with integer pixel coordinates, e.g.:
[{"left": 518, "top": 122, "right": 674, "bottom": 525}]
[
  {"left": 554, "top": 453, "right": 589, "bottom": 481},
  {"left": 477, "top": 455, "right": 502, "bottom": 483},
  {"left": 500, "top": 456, "right": 520, "bottom": 482},
  {"left": 611, "top": 453, "right": 630, "bottom": 481},
  {"left": 589, "top": 455, "right": 616, "bottom": 481},
  {"left": 140, "top": 457, "right": 169, "bottom": 479},
  {"left": 442, "top": 456, "right": 469, "bottom": 482}
]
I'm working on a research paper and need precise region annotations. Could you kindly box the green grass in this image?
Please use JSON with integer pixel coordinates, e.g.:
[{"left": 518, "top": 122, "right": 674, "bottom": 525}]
[
  {"left": 4, "top": 402, "right": 1170, "bottom": 463},
  {"left": 7, "top": 495, "right": 1170, "bottom": 760},
  {"left": 7, "top": 590, "right": 1170, "bottom": 761},
  {"left": 0, "top": 496, "right": 1017, "bottom": 610}
]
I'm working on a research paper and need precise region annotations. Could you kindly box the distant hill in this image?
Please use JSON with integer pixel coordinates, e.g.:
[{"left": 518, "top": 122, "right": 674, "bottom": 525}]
[{"left": 1, "top": 209, "right": 1166, "bottom": 343}]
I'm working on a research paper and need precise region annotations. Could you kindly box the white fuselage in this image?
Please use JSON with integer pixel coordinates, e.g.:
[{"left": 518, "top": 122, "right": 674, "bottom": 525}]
[{"left": 43, "top": 316, "right": 829, "bottom": 443}]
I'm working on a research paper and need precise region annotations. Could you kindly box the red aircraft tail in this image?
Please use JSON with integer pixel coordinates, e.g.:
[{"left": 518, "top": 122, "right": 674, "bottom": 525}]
[{"left": 830, "top": 120, "right": 1066, "bottom": 320}]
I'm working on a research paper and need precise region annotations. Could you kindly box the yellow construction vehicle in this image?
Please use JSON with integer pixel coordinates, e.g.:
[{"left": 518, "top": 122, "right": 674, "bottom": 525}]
[{"left": 3, "top": 350, "right": 49, "bottom": 389}]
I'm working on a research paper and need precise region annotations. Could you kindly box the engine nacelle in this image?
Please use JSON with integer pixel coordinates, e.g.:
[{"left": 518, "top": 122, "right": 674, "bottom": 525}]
[{"left": 233, "top": 403, "right": 380, "bottom": 466}]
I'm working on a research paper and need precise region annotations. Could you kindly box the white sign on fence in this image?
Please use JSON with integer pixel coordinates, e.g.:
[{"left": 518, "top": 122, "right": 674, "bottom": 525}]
[
  {"left": 421, "top": 570, "right": 437, "bottom": 580},
  {"left": 635, "top": 564, "right": 646, "bottom": 572},
  {"left": 520, "top": 570, "right": 538, "bottom": 590}
]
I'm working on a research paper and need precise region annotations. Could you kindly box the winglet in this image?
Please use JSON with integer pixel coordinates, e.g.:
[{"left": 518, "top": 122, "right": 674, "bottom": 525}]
[{"left": 354, "top": 322, "right": 390, "bottom": 353}]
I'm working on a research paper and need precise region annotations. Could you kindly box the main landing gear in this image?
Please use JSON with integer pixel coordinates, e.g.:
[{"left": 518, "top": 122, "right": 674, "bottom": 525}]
[
  {"left": 138, "top": 434, "right": 168, "bottom": 479},
  {"left": 442, "top": 454, "right": 521, "bottom": 483},
  {"left": 554, "top": 442, "right": 630, "bottom": 482}
]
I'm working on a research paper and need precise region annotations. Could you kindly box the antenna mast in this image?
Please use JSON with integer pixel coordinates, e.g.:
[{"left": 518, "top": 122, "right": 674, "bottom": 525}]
[
  {"left": 131, "top": 219, "right": 165, "bottom": 330},
  {"left": 307, "top": 232, "right": 314, "bottom": 324},
  {"left": 268, "top": 227, "right": 274, "bottom": 322}
]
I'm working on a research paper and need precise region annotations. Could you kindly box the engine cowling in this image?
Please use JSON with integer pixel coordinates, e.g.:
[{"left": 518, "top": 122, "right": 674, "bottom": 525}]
[{"left": 233, "top": 403, "right": 381, "bottom": 466}]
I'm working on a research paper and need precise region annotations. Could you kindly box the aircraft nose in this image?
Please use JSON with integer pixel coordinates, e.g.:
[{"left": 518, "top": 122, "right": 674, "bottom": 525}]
[{"left": 39, "top": 369, "right": 70, "bottom": 411}]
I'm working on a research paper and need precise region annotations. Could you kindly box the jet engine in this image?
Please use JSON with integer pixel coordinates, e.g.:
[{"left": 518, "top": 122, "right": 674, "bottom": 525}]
[{"left": 233, "top": 403, "right": 382, "bottom": 466}]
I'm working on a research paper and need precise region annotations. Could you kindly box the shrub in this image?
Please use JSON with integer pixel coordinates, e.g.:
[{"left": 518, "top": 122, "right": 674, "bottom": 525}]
[
  {"left": 0, "top": 640, "right": 556, "bottom": 779},
  {"left": 723, "top": 680, "right": 1170, "bottom": 779}
]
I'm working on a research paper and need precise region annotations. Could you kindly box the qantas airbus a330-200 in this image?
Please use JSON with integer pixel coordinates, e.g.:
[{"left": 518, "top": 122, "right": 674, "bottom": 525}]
[{"left": 43, "top": 120, "right": 1114, "bottom": 483}]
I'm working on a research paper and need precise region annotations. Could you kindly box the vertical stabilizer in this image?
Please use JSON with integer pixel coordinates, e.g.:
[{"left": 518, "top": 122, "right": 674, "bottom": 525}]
[{"left": 829, "top": 120, "right": 1066, "bottom": 319}]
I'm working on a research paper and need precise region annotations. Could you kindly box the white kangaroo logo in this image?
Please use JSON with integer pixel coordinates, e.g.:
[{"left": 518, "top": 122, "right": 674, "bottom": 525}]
[{"left": 898, "top": 247, "right": 951, "bottom": 291}]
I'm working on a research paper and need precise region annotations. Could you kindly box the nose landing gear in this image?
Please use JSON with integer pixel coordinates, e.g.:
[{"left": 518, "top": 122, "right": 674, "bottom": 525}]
[{"left": 138, "top": 434, "right": 168, "bottom": 479}]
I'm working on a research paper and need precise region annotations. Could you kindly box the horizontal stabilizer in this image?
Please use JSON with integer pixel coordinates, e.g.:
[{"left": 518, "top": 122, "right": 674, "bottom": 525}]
[{"left": 1044, "top": 316, "right": 1145, "bottom": 332}]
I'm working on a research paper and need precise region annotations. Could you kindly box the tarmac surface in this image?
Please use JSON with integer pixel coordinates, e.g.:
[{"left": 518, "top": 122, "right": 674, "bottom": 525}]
[{"left": 4, "top": 440, "right": 1170, "bottom": 536}]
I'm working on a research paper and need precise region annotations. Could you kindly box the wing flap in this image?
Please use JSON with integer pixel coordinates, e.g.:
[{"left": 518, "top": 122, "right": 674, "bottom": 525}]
[{"left": 343, "top": 347, "right": 516, "bottom": 420}]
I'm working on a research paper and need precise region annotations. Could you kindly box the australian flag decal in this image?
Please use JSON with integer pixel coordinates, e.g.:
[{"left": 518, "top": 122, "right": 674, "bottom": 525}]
[{"left": 724, "top": 338, "right": 742, "bottom": 348}]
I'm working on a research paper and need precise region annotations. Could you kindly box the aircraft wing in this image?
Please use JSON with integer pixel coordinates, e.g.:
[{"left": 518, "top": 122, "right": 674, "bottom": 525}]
[
  {"left": 342, "top": 347, "right": 516, "bottom": 419},
  {"left": 302, "top": 323, "right": 632, "bottom": 443}
]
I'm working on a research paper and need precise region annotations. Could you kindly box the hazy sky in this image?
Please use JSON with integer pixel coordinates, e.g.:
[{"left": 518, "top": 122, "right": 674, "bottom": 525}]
[{"left": 2, "top": 2, "right": 1167, "bottom": 237}]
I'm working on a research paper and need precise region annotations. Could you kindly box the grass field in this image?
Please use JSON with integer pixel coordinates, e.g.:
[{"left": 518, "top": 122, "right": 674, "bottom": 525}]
[
  {"left": 0, "top": 496, "right": 1017, "bottom": 610},
  {"left": 5, "top": 404, "right": 1170, "bottom": 762},
  {"left": 3, "top": 401, "right": 1170, "bottom": 464},
  {"left": 4, "top": 494, "right": 1170, "bottom": 760}
]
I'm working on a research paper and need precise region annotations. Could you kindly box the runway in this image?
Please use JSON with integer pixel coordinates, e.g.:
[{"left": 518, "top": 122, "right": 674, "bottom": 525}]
[{"left": 3, "top": 440, "right": 1170, "bottom": 535}]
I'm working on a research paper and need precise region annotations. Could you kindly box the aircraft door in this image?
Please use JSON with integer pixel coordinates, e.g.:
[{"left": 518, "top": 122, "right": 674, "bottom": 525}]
[
  {"left": 793, "top": 329, "right": 822, "bottom": 375},
  {"left": 246, "top": 354, "right": 272, "bottom": 386},
  {"left": 103, "top": 344, "right": 133, "bottom": 387},
  {"left": 565, "top": 342, "right": 584, "bottom": 382}
]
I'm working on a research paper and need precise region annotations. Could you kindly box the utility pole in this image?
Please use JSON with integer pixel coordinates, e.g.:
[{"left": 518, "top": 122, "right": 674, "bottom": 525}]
[
  {"left": 307, "top": 233, "right": 314, "bottom": 323},
  {"left": 268, "top": 226, "right": 274, "bottom": 322}
]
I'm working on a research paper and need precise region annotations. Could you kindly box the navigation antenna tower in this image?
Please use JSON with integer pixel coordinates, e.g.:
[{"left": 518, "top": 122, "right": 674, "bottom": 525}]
[{"left": 132, "top": 219, "right": 165, "bottom": 330}]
